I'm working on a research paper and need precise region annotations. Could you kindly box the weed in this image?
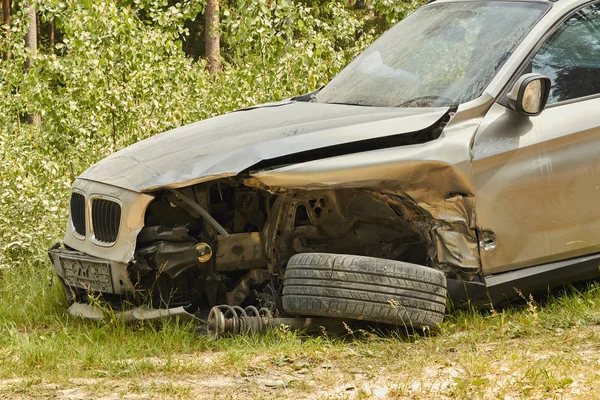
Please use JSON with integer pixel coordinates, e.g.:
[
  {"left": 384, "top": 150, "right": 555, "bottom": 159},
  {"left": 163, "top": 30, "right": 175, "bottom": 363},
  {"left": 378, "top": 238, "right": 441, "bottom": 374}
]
[{"left": 1, "top": 245, "right": 600, "bottom": 398}]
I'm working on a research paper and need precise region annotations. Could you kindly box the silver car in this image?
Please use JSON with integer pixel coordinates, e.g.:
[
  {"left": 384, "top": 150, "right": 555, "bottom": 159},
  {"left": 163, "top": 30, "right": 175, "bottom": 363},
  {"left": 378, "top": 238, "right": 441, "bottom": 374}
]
[{"left": 49, "top": 0, "right": 600, "bottom": 332}]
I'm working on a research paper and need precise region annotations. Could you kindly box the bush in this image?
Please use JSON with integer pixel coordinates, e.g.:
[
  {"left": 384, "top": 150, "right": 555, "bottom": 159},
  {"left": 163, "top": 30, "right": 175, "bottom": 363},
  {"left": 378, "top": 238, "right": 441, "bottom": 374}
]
[{"left": 0, "top": 0, "right": 420, "bottom": 281}]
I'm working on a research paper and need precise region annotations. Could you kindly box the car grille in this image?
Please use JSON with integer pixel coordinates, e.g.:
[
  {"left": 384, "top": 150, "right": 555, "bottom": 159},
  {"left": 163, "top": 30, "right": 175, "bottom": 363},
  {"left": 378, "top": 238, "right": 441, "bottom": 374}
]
[
  {"left": 70, "top": 193, "right": 86, "bottom": 237},
  {"left": 91, "top": 198, "right": 121, "bottom": 243}
]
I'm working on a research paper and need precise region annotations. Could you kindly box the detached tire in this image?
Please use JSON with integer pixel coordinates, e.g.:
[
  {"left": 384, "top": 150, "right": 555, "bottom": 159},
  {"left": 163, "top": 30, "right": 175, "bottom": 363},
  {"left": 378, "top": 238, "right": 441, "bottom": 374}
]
[{"left": 282, "top": 253, "right": 447, "bottom": 329}]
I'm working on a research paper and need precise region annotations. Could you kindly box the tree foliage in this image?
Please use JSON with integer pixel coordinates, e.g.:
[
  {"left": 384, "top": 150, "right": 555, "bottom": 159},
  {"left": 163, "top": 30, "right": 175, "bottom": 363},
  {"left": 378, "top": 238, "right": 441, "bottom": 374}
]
[{"left": 0, "top": 0, "right": 421, "bottom": 270}]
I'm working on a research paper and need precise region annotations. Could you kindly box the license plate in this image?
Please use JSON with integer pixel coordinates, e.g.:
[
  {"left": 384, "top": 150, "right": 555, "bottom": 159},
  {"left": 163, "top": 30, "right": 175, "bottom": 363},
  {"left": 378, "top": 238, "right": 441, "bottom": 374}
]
[{"left": 60, "top": 255, "right": 114, "bottom": 293}]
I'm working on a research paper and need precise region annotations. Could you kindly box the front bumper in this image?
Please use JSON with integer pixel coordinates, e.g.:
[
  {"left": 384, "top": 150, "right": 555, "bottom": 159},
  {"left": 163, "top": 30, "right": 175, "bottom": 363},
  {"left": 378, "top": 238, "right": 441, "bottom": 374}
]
[
  {"left": 64, "top": 179, "right": 154, "bottom": 264},
  {"left": 49, "top": 245, "right": 200, "bottom": 322},
  {"left": 48, "top": 245, "right": 134, "bottom": 295}
]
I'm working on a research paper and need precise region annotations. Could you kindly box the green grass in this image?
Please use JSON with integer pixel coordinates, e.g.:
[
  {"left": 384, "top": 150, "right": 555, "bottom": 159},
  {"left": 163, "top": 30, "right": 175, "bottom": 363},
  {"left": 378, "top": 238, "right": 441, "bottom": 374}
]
[{"left": 2, "top": 261, "right": 600, "bottom": 398}]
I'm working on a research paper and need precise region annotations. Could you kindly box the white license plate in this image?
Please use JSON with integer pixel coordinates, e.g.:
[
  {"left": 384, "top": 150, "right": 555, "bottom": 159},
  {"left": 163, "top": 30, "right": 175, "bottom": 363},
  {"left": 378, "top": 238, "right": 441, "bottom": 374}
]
[{"left": 60, "top": 255, "right": 114, "bottom": 293}]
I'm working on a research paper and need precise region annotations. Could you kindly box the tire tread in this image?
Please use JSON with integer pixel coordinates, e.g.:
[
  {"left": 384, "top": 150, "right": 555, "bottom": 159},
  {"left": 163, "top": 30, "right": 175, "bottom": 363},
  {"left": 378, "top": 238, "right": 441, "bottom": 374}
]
[{"left": 282, "top": 253, "right": 447, "bottom": 329}]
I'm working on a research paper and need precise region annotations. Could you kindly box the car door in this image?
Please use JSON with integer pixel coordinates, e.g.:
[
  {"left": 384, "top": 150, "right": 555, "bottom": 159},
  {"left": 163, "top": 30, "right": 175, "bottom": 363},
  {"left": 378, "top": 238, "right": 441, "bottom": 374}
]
[{"left": 471, "top": 2, "right": 600, "bottom": 274}]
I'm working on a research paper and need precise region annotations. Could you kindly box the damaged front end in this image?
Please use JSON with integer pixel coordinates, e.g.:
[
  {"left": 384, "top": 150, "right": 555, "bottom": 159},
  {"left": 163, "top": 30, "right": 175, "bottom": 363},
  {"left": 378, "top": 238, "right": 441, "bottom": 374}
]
[{"left": 49, "top": 97, "right": 493, "bottom": 328}]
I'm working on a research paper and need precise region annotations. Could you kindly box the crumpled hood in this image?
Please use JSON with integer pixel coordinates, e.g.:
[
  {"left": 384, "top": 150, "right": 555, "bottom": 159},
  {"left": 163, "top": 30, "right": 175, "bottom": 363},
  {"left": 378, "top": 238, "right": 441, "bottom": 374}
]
[{"left": 80, "top": 101, "right": 449, "bottom": 192}]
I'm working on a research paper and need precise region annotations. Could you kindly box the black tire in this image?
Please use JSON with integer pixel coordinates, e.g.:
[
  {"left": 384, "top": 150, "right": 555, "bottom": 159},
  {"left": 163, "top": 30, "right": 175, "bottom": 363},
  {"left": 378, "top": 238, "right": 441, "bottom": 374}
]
[{"left": 282, "top": 253, "right": 447, "bottom": 329}]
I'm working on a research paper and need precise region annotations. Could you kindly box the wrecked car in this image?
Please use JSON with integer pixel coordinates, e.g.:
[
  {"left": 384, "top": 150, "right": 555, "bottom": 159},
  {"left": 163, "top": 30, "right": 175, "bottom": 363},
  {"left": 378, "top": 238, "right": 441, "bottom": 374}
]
[{"left": 49, "top": 0, "right": 600, "bottom": 333}]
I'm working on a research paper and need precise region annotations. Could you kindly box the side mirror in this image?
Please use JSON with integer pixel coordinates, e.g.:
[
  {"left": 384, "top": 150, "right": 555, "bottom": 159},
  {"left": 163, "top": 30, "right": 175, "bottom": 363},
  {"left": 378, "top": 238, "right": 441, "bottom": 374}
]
[{"left": 507, "top": 73, "right": 551, "bottom": 117}]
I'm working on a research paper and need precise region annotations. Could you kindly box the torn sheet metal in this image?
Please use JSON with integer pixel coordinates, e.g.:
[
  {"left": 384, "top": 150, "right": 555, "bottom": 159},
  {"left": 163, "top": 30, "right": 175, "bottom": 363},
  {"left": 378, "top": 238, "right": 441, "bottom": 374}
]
[
  {"left": 79, "top": 102, "right": 449, "bottom": 192},
  {"left": 67, "top": 302, "right": 196, "bottom": 323},
  {"left": 378, "top": 192, "right": 479, "bottom": 274},
  {"left": 244, "top": 97, "right": 495, "bottom": 275}
]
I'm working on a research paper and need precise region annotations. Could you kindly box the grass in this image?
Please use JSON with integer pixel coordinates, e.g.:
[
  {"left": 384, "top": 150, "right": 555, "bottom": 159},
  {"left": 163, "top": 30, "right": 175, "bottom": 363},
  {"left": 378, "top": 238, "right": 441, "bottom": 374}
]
[{"left": 2, "top": 261, "right": 600, "bottom": 398}]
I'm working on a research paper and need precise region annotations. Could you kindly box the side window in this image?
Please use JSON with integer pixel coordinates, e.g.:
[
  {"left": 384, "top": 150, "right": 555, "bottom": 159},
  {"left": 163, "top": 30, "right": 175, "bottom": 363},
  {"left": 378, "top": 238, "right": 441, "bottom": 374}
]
[{"left": 531, "top": 3, "right": 600, "bottom": 104}]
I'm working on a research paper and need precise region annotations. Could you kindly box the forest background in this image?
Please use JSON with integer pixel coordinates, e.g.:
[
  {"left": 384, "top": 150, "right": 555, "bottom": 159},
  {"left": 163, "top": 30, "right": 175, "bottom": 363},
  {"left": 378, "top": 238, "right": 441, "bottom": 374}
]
[
  {"left": 1, "top": 3, "right": 598, "bottom": 398},
  {"left": 0, "top": 0, "right": 419, "bottom": 273}
]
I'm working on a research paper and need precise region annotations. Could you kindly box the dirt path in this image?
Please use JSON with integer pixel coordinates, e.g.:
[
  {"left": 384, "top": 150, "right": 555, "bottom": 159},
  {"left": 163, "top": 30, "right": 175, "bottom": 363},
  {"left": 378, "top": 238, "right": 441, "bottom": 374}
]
[{"left": 2, "top": 324, "right": 600, "bottom": 399}]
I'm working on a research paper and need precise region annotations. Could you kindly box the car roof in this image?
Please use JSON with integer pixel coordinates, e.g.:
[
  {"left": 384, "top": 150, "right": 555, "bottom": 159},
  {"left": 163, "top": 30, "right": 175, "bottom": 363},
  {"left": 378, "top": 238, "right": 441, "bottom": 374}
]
[
  {"left": 424, "top": 0, "right": 591, "bottom": 19},
  {"left": 426, "top": 0, "right": 571, "bottom": 5}
]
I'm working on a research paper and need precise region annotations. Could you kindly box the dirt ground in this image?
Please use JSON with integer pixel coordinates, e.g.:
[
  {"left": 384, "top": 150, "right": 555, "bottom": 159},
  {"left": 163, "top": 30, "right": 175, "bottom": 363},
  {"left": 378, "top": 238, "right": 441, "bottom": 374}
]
[{"left": 3, "top": 324, "right": 600, "bottom": 400}]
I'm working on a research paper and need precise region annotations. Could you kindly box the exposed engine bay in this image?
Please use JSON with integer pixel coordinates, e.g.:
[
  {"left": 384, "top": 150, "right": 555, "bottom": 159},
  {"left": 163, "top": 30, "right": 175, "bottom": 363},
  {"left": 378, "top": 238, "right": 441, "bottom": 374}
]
[
  {"left": 49, "top": 100, "right": 497, "bottom": 327},
  {"left": 126, "top": 178, "right": 480, "bottom": 315}
]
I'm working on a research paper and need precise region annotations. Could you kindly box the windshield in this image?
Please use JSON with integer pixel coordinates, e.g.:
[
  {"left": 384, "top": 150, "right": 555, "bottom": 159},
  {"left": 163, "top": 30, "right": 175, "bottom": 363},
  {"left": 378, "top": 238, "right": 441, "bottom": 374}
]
[{"left": 316, "top": 1, "right": 549, "bottom": 108}]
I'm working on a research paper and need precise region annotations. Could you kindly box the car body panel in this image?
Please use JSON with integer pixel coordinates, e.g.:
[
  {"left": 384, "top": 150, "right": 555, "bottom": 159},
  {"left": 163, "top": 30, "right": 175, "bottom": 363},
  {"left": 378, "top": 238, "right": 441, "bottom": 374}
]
[
  {"left": 472, "top": 98, "right": 600, "bottom": 274},
  {"left": 63, "top": 179, "right": 154, "bottom": 264},
  {"left": 66, "top": 302, "right": 196, "bottom": 322},
  {"left": 48, "top": 248, "right": 133, "bottom": 294},
  {"left": 79, "top": 102, "right": 449, "bottom": 193}
]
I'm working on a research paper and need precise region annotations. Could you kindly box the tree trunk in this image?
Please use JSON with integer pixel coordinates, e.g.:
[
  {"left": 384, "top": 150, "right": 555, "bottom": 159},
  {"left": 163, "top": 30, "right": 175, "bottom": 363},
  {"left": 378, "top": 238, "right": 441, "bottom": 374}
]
[
  {"left": 24, "top": 2, "right": 40, "bottom": 125},
  {"left": 36, "top": 6, "right": 40, "bottom": 48},
  {"left": 2, "top": 0, "right": 9, "bottom": 26},
  {"left": 354, "top": 0, "right": 373, "bottom": 9},
  {"left": 204, "top": 0, "right": 220, "bottom": 74},
  {"left": 2, "top": 0, "right": 10, "bottom": 25},
  {"left": 24, "top": 2, "right": 36, "bottom": 68},
  {"left": 2, "top": 0, "right": 10, "bottom": 59},
  {"left": 49, "top": 19, "right": 54, "bottom": 51}
]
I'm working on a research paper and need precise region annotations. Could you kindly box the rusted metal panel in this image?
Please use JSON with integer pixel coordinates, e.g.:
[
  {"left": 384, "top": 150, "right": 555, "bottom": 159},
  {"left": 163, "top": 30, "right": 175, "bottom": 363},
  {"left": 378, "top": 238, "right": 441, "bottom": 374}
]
[{"left": 215, "top": 232, "right": 267, "bottom": 271}]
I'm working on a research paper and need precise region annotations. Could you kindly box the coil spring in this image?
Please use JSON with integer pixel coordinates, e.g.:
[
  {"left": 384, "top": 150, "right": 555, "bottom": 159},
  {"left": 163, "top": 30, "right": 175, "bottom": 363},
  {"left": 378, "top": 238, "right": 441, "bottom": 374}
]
[{"left": 207, "top": 305, "right": 274, "bottom": 338}]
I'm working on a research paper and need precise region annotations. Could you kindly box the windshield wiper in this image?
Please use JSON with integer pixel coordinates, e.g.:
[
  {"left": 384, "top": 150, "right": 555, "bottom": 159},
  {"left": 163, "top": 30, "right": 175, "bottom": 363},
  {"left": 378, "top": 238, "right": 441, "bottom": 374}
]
[
  {"left": 324, "top": 101, "right": 374, "bottom": 107},
  {"left": 291, "top": 86, "right": 324, "bottom": 102}
]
